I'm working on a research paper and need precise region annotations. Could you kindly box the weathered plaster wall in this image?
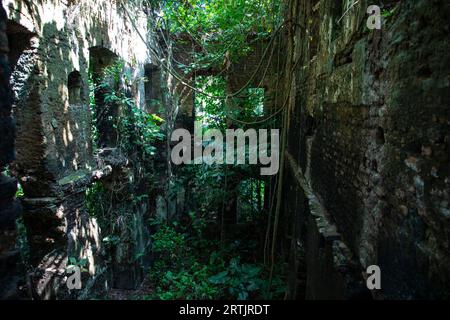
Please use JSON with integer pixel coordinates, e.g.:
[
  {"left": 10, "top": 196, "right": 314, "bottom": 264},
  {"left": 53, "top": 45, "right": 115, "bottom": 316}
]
[
  {"left": 5, "top": 0, "right": 150, "bottom": 178},
  {"left": 285, "top": 0, "right": 450, "bottom": 299},
  {"left": 1, "top": 0, "right": 156, "bottom": 298}
]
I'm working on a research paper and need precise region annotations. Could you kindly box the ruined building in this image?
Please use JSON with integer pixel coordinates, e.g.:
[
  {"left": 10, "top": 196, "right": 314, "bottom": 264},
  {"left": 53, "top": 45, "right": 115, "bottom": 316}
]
[
  {"left": 0, "top": 0, "right": 449, "bottom": 300},
  {"left": 0, "top": 0, "right": 161, "bottom": 298},
  {"left": 282, "top": 0, "right": 450, "bottom": 299}
]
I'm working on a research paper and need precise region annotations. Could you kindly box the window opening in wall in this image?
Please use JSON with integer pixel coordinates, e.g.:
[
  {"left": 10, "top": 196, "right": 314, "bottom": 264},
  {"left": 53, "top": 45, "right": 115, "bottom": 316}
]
[
  {"left": 89, "top": 47, "right": 119, "bottom": 148},
  {"left": 6, "top": 19, "right": 36, "bottom": 189},
  {"left": 195, "top": 78, "right": 266, "bottom": 128},
  {"left": 68, "top": 70, "right": 82, "bottom": 105},
  {"left": 6, "top": 21, "right": 34, "bottom": 70},
  {"left": 144, "top": 64, "right": 162, "bottom": 114},
  {"left": 4, "top": 21, "right": 35, "bottom": 269},
  {"left": 331, "top": 0, "right": 345, "bottom": 40},
  {"left": 194, "top": 76, "right": 227, "bottom": 128},
  {"left": 246, "top": 88, "right": 265, "bottom": 117}
]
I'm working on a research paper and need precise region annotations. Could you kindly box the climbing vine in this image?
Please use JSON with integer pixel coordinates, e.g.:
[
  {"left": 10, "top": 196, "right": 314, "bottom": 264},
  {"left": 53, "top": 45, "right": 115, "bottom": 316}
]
[
  {"left": 152, "top": 0, "right": 281, "bottom": 73},
  {"left": 89, "top": 60, "right": 165, "bottom": 157},
  {"left": 86, "top": 0, "right": 288, "bottom": 300},
  {"left": 139, "top": 0, "right": 288, "bottom": 300}
]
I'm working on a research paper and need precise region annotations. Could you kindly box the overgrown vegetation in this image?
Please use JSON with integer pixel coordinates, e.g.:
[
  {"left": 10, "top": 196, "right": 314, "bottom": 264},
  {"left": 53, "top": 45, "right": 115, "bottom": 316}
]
[
  {"left": 137, "top": 0, "right": 287, "bottom": 300},
  {"left": 151, "top": 0, "right": 281, "bottom": 73},
  {"left": 84, "top": 0, "right": 287, "bottom": 300},
  {"left": 86, "top": 60, "right": 164, "bottom": 264},
  {"left": 89, "top": 60, "right": 165, "bottom": 156},
  {"left": 2, "top": 167, "right": 29, "bottom": 268},
  {"left": 145, "top": 217, "right": 285, "bottom": 300}
]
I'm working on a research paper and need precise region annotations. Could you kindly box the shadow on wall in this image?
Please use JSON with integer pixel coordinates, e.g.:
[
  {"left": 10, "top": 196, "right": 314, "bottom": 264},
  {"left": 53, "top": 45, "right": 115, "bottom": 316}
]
[
  {"left": 3, "top": 0, "right": 157, "bottom": 298},
  {"left": 0, "top": 0, "right": 23, "bottom": 300},
  {"left": 89, "top": 46, "right": 119, "bottom": 149},
  {"left": 4, "top": 0, "right": 120, "bottom": 297}
]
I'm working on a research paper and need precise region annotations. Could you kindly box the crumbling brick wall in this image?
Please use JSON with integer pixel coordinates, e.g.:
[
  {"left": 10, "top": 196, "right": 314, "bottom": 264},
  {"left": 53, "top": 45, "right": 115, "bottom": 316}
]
[
  {"left": 0, "top": 0, "right": 23, "bottom": 299},
  {"left": 1, "top": 0, "right": 158, "bottom": 298},
  {"left": 284, "top": 0, "right": 450, "bottom": 299}
]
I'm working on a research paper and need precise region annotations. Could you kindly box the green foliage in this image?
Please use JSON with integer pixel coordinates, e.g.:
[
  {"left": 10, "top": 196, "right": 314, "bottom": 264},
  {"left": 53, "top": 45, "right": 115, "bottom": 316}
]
[
  {"left": 237, "top": 179, "right": 265, "bottom": 223},
  {"left": 147, "top": 224, "right": 219, "bottom": 299},
  {"left": 152, "top": 225, "right": 186, "bottom": 267},
  {"left": 2, "top": 170, "right": 29, "bottom": 268},
  {"left": 145, "top": 215, "right": 286, "bottom": 300},
  {"left": 117, "top": 100, "right": 165, "bottom": 157},
  {"left": 209, "top": 257, "right": 262, "bottom": 300},
  {"left": 15, "top": 183, "right": 24, "bottom": 198},
  {"left": 152, "top": 262, "right": 220, "bottom": 300},
  {"left": 2, "top": 167, "right": 25, "bottom": 198},
  {"left": 15, "top": 216, "right": 30, "bottom": 268},
  {"left": 89, "top": 60, "right": 165, "bottom": 157},
  {"left": 381, "top": 6, "right": 397, "bottom": 19},
  {"left": 88, "top": 76, "right": 99, "bottom": 151},
  {"left": 194, "top": 77, "right": 268, "bottom": 129},
  {"left": 195, "top": 76, "right": 227, "bottom": 129},
  {"left": 173, "top": 163, "right": 227, "bottom": 217},
  {"left": 67, "top": 257, "right": 89, "bottom": 273},
  {"left": 154, "top": 0, "right": 281, "bottom": 72},
  {"left": 85, "top": 182, "right": 108, "bottom": 220},
  {"left": 240, "top": 87, "right": 265, "bottom": 118},
  {"left": 209, "top": 257, "right": 286, "bottom": 300}
]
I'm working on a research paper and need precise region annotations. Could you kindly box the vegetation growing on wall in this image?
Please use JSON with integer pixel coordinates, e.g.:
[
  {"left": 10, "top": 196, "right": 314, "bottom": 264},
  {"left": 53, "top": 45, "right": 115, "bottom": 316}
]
[
  {"left": 128, "top": 0, "right": 288, "bottom": 300},
  {"left": 89, "top": 61, "right": 165, "bottom": 157},
  {"left": 3, "top": 0, "right": 289, "bottom": 301},
  {"left": 153, "top": 0, "right": 281, "bottom": 73},
  {"left": 2, "top": 0, "right": 449, "bottom": 302},
  {"left": 146, "top": 217, "right": 285, "bottom": 300}
]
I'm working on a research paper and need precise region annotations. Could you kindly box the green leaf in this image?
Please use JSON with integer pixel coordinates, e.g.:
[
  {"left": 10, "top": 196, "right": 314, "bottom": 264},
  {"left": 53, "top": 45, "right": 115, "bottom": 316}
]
[
  {"left": 209, "top": 271, "right": 228, "bottom": 284},
  {"left": 238, "top": 291, "right": 248, "bottom": 300},
  {"left": 247, "top": 280, "right": 260, "bottom": 291},
  {"left": 79, "top": 258, "right": 88, "bottom": 267}
]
